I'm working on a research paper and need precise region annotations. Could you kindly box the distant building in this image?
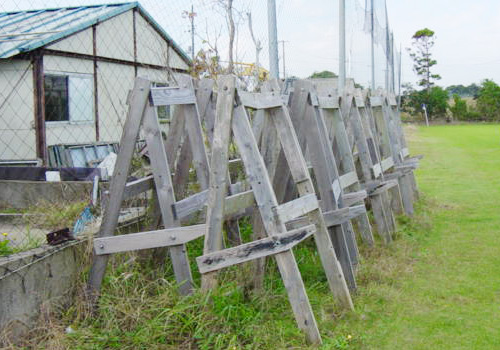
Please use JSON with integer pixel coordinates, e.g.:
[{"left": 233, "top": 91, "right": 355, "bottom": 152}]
[{"left": 0, "top": 2, "right": 191, "bottom": 164}]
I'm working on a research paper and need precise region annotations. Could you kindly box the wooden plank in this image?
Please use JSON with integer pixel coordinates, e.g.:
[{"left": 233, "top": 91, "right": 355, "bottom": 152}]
[
  {"left": 123, "top": 175, "right": 154, "bottom": 199},
  {"left": 371, "top": 193, "right": 393, "bottom": 244},
  {"left": 332, "top": 179, "right": 342, "bottom": 202},
  {"left": 339, "top": 171, "right": 358, "bottom": 190},
  {"left": 201, "top": 76, "right": 236, "bottom": 290},
  {"left": 238, "top": 90, "right": 283, "bottom": 109},
  {"left": 173, "top": 187, "right": 254, "bottom": 221},
  {"left": 94, "top": 224, "right": 207, "bottom": 255},
  {"left": 87, "top": 78, "right": 151, "bottom": 298},
  {"left": 197, "top": 224, "right": 316, "bottom": 273},
  {"left": 354, "top": 96, "right": 365, "bottom": 107},
  {"left": 370, "top": 179, "right": 399, "bottom": 196},
  {"left": 341, "top": 190, "right": 368, "bottom": 207},
  {"left": 273, "top": 193, "right": 319, "bottom": 223},
  {"left": 150, "top": 87, "right": 196, "bottom": 106},
  {"left": 395, "top": 163, "right": 418, "bottom": 171},
  {"left": 372, "top": 163, "right": 382, "bottom": 178},
  {"left": 400, "top": 147, "right": 410, "bottom": 159},
  {"left": 173, "top": 189, "right": 208, "bottom": 219},
  {"left": 323, "top": 205, "right": 366, "bottom": 227},
  {"left": 143, "top": 104, "right": 193, "bottom": 295},
  {"left": 381, "top": 157, "right": 395, "bottom": 172},
  {"left": 225, "top": 190, "right": 255, "bottom": 216},
  {"left": 317, "top": 95, "right": 339, "bottom": 109},
  {"left": 369, "top": 96, "right": 383, "bottom": 107}
]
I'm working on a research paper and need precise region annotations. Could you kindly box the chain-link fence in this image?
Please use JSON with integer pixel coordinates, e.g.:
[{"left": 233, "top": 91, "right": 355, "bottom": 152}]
[{"left": 0, "top": 0, "right": 400, "bottom": 262}]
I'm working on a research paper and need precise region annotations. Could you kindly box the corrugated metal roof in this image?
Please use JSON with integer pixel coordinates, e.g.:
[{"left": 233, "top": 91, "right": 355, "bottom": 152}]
[{"left": 0, "top": 2, "right": 191, "bottom": 64}]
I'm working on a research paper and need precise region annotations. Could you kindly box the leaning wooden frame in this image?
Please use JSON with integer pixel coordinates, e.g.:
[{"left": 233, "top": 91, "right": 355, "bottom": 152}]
[
  {"left": 87, "top": 76, "right": 240, "bottom": 301},
  {"left": 269, "top": 79, "right": 373, "bottom": 291},
  {"left": 380, "top": 92, "right": 421, "bottom": 201},
  {"left": 197, "top": 75, "right": 353, "bottom": 345},
  {"left": 312, "top": 84, "right": 376, "bottom": 249},
  {"left": 369, "top": 92, "right": 416, "bottom": 216},
  {"left": 337, "top": 88, "right": 400, "bottom": 244}
]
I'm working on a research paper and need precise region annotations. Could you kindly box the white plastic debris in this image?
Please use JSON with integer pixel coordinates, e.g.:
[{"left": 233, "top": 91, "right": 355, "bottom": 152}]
[
  {"left": 45, "top": 171, "right": 61, "bottom": 182},
  {"left": 97, "top": 152, "right": 117, "bottom": 180}
]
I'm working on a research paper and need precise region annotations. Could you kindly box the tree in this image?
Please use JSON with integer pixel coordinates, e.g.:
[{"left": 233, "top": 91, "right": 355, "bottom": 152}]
[
  {"left": 476, "top": 79, "right": 500, "bottom": 121},
  {"left": 449, "top": 94, "right": 468, "bottom": 120},
  {"left": 308, "top": 70, "right": 337, "bottom": 79},
  {"left": 446, "top": 84, "right": 480, "bottom": 98},
  {"left": 404, "top": 86, "right": 448, "bottom": 120},
  {"left": 407, "top": 28, "right": 441, "bottom": 91}
]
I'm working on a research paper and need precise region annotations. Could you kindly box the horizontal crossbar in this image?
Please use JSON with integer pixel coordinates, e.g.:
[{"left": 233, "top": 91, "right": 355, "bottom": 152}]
[
  {"left": 339, "top": 171, "right": 359, "bottom": 190},
  {"left": 238, "top": 90, "right": 283, "bottom": 109},
  {"left": 323, "top": 205, "right": 367, "bottom": 227},
  {"left": 150, "top": 87, "right": 196, "bottom": 106},
  {"left": 341, "top": 190, "right": 368, "bottom": 207},
  {"left": 196, "top": 224, "right": 316, "bottom": 273},
  {"left": 381, "top": 157, "right": 395, "bottom": 172},
  {"left": 273, "top": 194, "right": 319, "bottom": 223},
  {"left": 370, "top": 179, "right": 399, "bottom": 196},
  {"left": 317, "top": 95, "right": 339, "bottom": 109},
  {"left": 93, "top": 224, "right": 207, "bottom": 255}
]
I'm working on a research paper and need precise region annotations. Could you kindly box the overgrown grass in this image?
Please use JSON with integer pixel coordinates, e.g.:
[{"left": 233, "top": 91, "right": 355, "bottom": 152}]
[{"left": 8, "top": 124, "right": 500, "bottom": 349}]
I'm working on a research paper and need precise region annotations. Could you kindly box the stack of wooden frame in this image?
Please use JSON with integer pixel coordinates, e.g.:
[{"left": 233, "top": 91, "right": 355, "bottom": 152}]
[{"left": 86, "top": 75, "right": 420, "bottom": 345}]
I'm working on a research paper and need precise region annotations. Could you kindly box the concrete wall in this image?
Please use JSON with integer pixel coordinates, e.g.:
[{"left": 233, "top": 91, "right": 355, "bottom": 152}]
[
  {"left": 0, "top": 241, "right": 86, "bottom": 345},
  {"left": 0, "top": 180, "right": 93, "bottom": 210}
]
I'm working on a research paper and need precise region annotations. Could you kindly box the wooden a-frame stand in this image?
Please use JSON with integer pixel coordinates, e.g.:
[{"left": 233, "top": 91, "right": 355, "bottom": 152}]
[
  {"left": 269, "top": 79, "right": 372, "bottom": 290},
  {"left": 196, "top": 76, "right": 353, "bottom": 345},
  {"left": 340, "top": 90, "right": 401, "bottom": 244},
  {"left": 313, "top": 86, "right": 375, "bottom": 248},
  {"left": 87, "top": 76, "right": 216, "bottom": 299}
]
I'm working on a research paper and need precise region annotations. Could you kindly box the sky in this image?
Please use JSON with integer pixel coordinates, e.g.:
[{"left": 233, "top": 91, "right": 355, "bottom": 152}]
[{"left": 3, "top": 0, "right": 500, "bottom": 89}]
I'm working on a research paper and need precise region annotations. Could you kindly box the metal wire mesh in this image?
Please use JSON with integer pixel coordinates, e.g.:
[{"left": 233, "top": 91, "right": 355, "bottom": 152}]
[{"left": 0, "top": 0, "right": 400, "bottom": 262}]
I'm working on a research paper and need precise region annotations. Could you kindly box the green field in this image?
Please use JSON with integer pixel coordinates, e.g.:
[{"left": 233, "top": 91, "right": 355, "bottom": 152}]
[
  {"left": 335, "top": 123, "right": 500, "bottom": 349},
  {"left": 18, "top": 124, "right": 500, "bottom": 350}
]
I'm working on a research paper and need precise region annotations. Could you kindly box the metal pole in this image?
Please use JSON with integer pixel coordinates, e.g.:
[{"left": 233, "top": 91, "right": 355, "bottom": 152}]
[
  {"left": 280, "top": 40, "right": 287, "bottom": 79},
  {"left": 370, "top": 0, "right": 375, "bottom": 90},
  {"left": 391, "top": 33, "right": 395, "bottom": 93},
  {"left": 397, "top": 43, "right": 402, "bottom": 111},
  {"left": 191, "top": 5, "right": 195, "bottom": 60},
  {"left": 267, "top": 0, "right": 279, "bottom": 79},
  {"left": 339, "top": 0, "right": 346, "bottom": 95}
]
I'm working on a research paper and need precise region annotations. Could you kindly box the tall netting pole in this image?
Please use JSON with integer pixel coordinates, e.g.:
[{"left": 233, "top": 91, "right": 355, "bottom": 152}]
[
  {"left": 267, "top": 0, "right": 279, "bottom": 79},
  {"left": 339, "top": 0, "right": 346, "bottom": 95}
]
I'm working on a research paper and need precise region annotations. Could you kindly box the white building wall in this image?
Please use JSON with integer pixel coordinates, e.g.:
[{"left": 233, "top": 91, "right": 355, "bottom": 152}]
[
  {"left": 0, "top": 59, "right": 36, "bottom": 160},
  {"left": 135, "top": 14, "right": 189, "bottom": 71},
  {"left": 96, "top": 11, "right": 134, "bottom": 61},
  {"left": 46, "top": 27, "right": 94, "bottom": 56},
  {"left": 96, "top": 62, "right": 135, "bottom": 143},
  {"left": 43, "top": 56, "right": 96, "bottom": 147}
]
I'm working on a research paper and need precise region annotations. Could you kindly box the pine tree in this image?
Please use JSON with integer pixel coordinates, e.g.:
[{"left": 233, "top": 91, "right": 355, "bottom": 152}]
[{"left": 407, "top": 28, "right": 441, "bottom": 91}]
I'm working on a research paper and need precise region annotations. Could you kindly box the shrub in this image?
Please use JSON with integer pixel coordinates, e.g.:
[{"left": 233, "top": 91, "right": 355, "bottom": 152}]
[
  {"left": 404, "top": 86, "right": 449, "bottom": 120},
  {"left": 476, "top": 79, "right": 500, "bottom": 121},
  {"left": 450, "top": 94, "right": 468, "bottom": 120}
]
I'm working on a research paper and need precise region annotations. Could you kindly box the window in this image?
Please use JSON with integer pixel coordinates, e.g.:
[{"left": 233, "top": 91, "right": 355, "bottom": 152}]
[
  {"left": 44, "top": 74, "right": 94, "bottom": 123},
  {"left": 45, "top": 75, "right": 69, "bottom": 122}
]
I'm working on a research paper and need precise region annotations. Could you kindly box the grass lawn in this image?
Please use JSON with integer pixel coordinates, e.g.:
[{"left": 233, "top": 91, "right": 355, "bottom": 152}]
[
  {"left": 14, "top": 124, "right": 500, "bottom": 350},
  {"left": 337, "top": 123, "right": 500, "bottom": 349}
]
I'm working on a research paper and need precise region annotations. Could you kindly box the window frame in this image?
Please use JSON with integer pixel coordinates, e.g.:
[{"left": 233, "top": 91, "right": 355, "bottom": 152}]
[{"left": 44, "top": 71, "right": 95, "bottom": 126}]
